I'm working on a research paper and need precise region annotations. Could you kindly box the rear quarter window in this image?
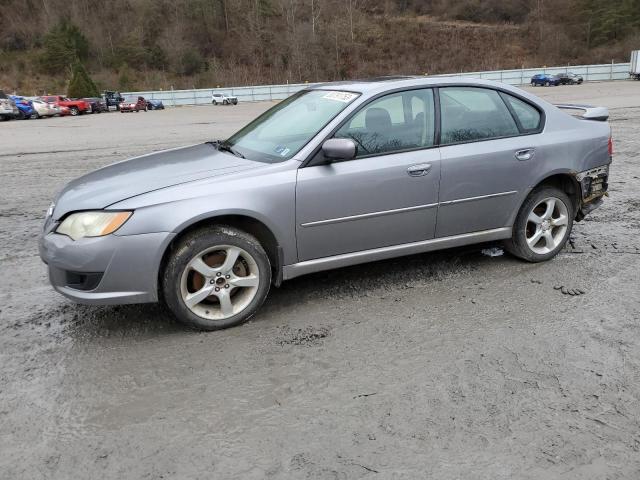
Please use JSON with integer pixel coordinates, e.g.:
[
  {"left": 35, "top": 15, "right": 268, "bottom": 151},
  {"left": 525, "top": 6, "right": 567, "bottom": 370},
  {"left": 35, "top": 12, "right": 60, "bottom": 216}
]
[{"left": 502, "top": 94, "right": 542, "bottom": 132}]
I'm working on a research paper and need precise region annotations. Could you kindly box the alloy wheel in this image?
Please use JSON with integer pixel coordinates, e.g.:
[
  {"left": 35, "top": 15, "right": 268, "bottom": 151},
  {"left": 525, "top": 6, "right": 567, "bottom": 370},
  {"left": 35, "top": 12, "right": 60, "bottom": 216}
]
[
  {"left": 180, "top": 245, "right": 260, "bottom": 321},
  {"left": 525, "top": 197, "right": 569, "bottom": 255}
]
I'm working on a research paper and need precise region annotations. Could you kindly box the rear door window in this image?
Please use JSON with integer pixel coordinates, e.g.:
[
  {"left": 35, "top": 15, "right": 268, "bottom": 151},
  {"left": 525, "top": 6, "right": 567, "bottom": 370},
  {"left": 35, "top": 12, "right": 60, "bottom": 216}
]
[{"left": 439, "top": 87, "right": 519, "bottom": 145}]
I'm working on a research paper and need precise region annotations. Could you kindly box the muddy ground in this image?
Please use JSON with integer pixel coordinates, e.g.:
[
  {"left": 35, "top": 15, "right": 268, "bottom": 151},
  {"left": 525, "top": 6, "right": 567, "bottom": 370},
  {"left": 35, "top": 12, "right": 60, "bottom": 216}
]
[{"left": 1, "top": 82, "right": 639, "bottom": 479}]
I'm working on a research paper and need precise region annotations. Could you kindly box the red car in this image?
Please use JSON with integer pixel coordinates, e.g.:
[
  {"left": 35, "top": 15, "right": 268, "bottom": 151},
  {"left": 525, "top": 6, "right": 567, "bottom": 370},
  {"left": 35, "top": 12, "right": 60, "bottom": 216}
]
[
  {"left": 119, "top": 96, "right": 147, "bottom": 113},
  {"left": 40, "top": 95, "right": 91, "bottom": 116}
]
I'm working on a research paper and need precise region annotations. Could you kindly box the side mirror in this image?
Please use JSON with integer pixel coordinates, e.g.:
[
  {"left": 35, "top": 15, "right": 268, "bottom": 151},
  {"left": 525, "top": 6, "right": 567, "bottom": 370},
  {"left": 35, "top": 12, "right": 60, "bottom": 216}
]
[{"left": 321, "top": 138, "right": 356, "bottom": 162}]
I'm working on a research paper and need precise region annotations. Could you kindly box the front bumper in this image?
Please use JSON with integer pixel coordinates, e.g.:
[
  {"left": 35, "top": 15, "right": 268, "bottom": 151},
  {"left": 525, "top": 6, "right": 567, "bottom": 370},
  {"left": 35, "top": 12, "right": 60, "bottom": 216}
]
[{"left": 39, "top": 231, "right": 175, "bottom": 305}]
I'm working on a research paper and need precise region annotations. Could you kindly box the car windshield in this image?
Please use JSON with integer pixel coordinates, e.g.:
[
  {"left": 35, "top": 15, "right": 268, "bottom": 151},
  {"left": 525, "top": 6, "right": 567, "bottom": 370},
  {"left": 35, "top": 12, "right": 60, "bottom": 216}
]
[{"left": 223, "top": 89, "right": 359, "bottom": 163}]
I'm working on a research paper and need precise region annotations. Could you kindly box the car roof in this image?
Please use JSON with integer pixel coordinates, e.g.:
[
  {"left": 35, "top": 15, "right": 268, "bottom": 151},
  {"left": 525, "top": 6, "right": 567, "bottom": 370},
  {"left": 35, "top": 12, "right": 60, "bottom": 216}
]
[{"left": 308, "top": 75, "right": 528, "bottom": 95}]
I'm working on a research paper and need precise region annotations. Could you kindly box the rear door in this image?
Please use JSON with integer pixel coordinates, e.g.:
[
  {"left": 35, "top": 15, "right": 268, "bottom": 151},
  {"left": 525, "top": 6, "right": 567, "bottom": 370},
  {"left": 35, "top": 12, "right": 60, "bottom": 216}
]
[
  {"left": 296, "top": 88, "right": 441, "bottom": 261},
  {"left": 435, "top": 86, "right": 543, "bottom": 238}
]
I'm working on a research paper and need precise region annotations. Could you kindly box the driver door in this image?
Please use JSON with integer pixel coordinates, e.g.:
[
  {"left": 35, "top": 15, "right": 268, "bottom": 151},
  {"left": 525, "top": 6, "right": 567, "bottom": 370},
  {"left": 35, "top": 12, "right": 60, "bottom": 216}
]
[{"left": 296, "top": 88, "right": 441, "bottom": 261}]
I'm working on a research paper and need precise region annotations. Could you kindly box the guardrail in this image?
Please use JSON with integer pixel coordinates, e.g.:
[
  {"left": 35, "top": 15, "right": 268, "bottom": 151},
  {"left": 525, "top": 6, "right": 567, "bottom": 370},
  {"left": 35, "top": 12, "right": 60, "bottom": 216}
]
[
  {"left": 434, "top": 62, "right": 631, "bottom": 85},
  {"left": 123, "top": 62, "right": 632, "bottom": 107}
]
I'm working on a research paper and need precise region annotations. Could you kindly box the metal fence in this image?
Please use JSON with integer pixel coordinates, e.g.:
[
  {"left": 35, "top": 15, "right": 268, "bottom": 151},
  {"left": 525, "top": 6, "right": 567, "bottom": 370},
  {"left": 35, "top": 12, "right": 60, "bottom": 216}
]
[
  {"left": 434, "top": 62, "right": 631, "bottom": 85},
  {"left": 123, "top": 62, "right": 632, "bottom": 107}
]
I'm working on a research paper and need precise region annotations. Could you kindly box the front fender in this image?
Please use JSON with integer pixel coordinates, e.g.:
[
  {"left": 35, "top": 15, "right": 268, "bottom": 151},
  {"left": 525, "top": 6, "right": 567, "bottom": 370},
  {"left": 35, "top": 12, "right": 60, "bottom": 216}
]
[{"left": 110, "top": 164, "right": 298, "bottom": 264}]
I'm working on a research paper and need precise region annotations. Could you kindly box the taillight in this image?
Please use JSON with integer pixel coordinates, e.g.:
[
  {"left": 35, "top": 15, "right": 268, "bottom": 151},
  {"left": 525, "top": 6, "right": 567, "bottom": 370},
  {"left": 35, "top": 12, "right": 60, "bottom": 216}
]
[{"left": 608, "top": 136, "right": 613, "bottom": 156}]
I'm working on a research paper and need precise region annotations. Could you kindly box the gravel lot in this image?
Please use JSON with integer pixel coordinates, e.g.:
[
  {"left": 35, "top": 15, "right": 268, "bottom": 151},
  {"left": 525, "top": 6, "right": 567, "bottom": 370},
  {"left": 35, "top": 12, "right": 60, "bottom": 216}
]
[{"left": 1, "top": 81, "right": 640, "bottom": 479}]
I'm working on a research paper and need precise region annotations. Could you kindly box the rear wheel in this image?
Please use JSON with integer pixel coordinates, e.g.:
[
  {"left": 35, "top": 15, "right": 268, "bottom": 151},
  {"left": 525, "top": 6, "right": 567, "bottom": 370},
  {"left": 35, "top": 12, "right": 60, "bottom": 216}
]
[
  {"left": 544, "top": 81, "right": 550, "bottom": 87},
  {"left": 162, "top": 226, "right": 271, "bottom": 331},
  {"left": 505, "top": 187, "right": 574, "bottom": 262}
]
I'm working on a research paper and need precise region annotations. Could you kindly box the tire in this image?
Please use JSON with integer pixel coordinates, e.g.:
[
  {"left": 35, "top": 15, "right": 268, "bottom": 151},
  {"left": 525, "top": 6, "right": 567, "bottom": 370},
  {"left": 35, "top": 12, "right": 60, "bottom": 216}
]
[
  {"left": 531, "top": 81, "right": 535, "bottom": 86},
  {"left": 69, "top": 107, "right": 79, "bottom": 116},
  {"left": 504, "top": 187, "right": 574, "bottom": 262},
  {"left": 162, "top": 225, "right": 272, "bottom": 331},
  {"left": 223, "top": 99, "right": 228, "bottom": 105},
  {"left": 212, "top": 100, "right": 217, "bottom": 105},
  {"left": 544, "top": 81, "right": 550, "bottom": 87}
]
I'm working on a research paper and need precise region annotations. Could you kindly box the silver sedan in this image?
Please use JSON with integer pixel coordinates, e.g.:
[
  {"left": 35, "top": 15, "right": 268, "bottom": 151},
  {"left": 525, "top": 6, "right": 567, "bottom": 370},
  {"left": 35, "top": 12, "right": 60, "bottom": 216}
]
[
  {"left": 40, "top": 77, "right": 612, "bottom": 330},
  {"left": 30, "top": 99, "right": 61, "bottom": 118}
]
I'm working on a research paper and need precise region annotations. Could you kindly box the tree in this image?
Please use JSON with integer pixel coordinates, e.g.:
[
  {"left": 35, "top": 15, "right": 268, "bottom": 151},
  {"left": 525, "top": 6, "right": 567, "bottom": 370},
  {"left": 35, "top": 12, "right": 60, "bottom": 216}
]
[
  {"left": 40, "top": 21, "right": 89, "bottom": 74},
  {"left": 67, "top": 62, "right": 99, "bottom": 98},
  {"left": 118, "top": 63, "right": 133, "bottom": 91}
]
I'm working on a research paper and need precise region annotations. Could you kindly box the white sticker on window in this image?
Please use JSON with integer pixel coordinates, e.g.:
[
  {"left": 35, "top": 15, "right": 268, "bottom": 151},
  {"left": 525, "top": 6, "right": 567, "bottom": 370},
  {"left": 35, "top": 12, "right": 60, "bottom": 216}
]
[{"left": 322, "top": 91, "right": 358, "bottom": 103}]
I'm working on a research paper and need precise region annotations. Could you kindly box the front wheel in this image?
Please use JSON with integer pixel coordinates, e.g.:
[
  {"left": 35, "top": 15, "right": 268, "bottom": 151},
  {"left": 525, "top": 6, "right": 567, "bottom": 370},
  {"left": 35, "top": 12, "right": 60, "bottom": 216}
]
[
  {"left": 162, "top": 226, "right": 271, "bottom": 331},
  {"left": 69, "top": 107, "right": 79, "bottom": 116},
  {"left": 504, "top": 187, "right": 574, "bottom": 262}
]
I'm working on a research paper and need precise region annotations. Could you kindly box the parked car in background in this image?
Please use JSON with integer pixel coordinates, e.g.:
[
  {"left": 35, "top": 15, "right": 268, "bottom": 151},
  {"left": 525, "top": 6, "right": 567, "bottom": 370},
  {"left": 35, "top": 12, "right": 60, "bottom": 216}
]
[
  {"left": 530, "top": 74, "right": 561, "bottom": 86},
  {"left": 103, "top": 91, "right": 124, "bottom": 111},
  {"left": 40, "top": 95, "right": 91, "bottom": 116},
  {"left": 0, "top": 90, "right": 19, "bottom": 120},
  {"left": 557, "top": 72, "right": 583, "bottom": 85},
  {"left": 82, "top": 97, "right": 108, "bottom": 113},
  {"left": 39, "top": 78, "right": 613, "bottom": 331},
  {"left": 57, "top": 105, "right": 71, "bottom": 116},
  {"left": 146, "top": 99, "right": 165, "bottom": 110},
  {"left": 120, "top": 96, "right": 147, "bottom": 112},
  {"left": 211, "top": 93, "right": 238, "bottom": 105},
  {"left": 30, "top": 99, "right": 61, "bottom": 118},
  {"left": 9, "top": 95, "right": 36, "bottom": 119}
]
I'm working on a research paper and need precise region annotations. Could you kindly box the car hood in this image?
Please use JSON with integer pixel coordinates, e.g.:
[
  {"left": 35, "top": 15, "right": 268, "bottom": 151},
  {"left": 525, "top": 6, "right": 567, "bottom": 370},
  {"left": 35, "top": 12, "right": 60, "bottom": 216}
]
[{"left": 52, "top": 143, "right": 259, "bottom": 218}]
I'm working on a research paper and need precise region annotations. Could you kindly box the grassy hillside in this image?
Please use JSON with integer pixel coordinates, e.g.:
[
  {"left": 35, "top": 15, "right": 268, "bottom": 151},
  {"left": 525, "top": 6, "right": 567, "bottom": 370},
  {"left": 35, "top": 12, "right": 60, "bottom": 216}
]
[{"left": 0, "top": 0, "right": 638, "bottom": 95}]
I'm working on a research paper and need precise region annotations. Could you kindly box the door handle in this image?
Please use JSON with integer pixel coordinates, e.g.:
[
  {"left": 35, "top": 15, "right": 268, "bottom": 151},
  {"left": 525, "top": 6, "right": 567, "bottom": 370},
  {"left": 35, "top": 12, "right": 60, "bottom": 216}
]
[
  {"left": 515, "top": 148, "right": 535, "bottom": 161},
  {"left": 407, "top": 163, "right": 432, "bottom": 177}
]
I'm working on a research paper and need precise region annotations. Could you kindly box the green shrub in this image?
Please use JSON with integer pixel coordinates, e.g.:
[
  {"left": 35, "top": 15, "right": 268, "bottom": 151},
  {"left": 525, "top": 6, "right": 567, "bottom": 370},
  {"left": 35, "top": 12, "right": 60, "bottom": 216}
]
[
  {"left": 40, "top": 21, "right": 89, "bottom": 74},
  {"left": 67, "top": 62, "right": 99, "bottom": 98}
]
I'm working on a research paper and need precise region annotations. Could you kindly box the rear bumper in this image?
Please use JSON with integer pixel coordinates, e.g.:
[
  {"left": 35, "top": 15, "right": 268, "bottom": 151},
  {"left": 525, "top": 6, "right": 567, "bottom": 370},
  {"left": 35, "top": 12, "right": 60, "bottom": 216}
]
[
  {"left": 39, "top": 231, "right": 175, "bottom": 305},
  {"left": 576, "top": 164, "right": 609, "bottom": 221}
]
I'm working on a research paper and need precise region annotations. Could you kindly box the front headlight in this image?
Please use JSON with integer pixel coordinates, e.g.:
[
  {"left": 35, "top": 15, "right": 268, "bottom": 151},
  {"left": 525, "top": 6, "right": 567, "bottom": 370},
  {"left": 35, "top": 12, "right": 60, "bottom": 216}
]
[{"left": 56, "top": 211, "right": 132, "bottom": 241}]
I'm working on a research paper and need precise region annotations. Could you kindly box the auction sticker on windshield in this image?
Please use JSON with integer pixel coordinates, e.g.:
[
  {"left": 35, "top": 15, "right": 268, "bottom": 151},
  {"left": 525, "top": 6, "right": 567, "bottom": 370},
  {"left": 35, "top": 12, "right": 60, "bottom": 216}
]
[{"left": 323, "top": 91, "right": 359, "bottom": 103}]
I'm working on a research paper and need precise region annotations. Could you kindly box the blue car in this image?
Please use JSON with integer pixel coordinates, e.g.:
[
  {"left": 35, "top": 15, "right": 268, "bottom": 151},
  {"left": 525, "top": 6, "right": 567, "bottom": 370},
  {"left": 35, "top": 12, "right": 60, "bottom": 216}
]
[
  {"left": 146, "top": 99, "right": 165, "bottom": 110},
  {"left": 530, "top": 74, "right": 560, "bottom": 87},
  {"left": 9, "top": 95, "right": 36, "bottom": 119}
]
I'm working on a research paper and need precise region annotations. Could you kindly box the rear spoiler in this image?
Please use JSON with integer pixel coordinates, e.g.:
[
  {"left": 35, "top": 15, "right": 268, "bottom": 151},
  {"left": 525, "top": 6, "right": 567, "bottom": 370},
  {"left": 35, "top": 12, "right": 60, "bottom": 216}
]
[{"left": 554, "top": 104, "right": 609, "bottom": 121}]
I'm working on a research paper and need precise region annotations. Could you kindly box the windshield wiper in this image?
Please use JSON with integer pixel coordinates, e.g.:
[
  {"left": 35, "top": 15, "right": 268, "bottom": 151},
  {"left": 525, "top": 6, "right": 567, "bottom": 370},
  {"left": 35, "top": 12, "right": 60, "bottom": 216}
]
[{"left": 215, "top": 141, "right": 245, "bottom": 159}]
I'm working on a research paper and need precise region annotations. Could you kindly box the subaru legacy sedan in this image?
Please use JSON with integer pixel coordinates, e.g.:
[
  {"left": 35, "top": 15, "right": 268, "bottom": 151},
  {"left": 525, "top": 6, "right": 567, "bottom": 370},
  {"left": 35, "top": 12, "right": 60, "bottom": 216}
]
[{"left": 40, "top": 77, "right": 612, "bottom": 330}]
